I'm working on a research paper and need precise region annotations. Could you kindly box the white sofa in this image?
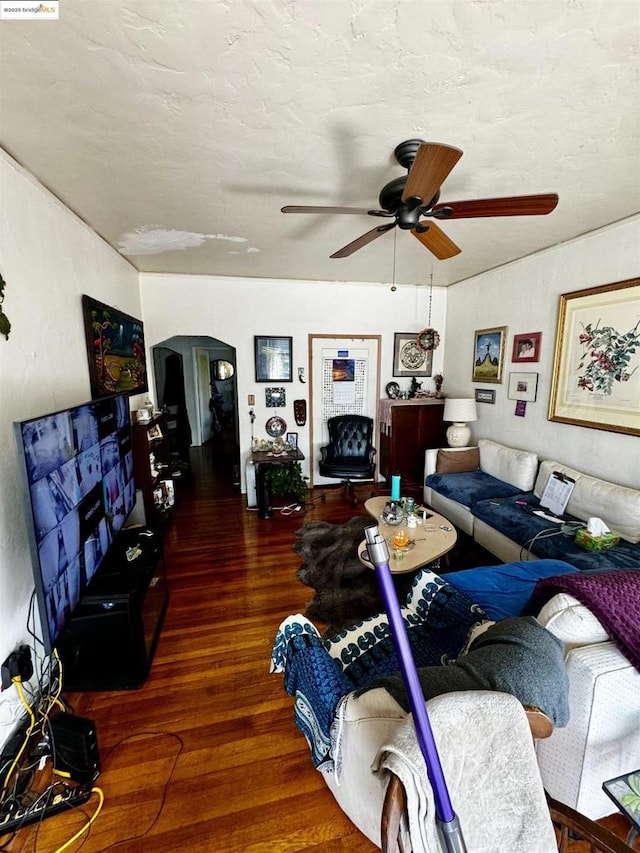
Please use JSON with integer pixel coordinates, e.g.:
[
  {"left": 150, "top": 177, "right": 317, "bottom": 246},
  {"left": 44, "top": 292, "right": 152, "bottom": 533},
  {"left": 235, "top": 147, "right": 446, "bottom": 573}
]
[
  {"left": 320, "top": 593, "right": 640, "bottom": 847},
  {"left": 423, "top": 440, "right": 640, "bottom": 568}
]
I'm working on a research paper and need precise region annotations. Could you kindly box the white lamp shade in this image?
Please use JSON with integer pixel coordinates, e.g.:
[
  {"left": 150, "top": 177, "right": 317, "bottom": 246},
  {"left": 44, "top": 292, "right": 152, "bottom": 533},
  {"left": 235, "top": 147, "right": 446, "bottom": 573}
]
[{"left": 443, "top": 398, "right": 478, "bottom": 424}]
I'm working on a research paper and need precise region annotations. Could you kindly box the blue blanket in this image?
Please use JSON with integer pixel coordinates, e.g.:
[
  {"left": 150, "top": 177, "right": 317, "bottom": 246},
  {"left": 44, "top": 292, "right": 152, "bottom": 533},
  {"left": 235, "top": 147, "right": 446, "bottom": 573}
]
[{"left": 271, "top": 570, "right": 487, "bottom": 770}]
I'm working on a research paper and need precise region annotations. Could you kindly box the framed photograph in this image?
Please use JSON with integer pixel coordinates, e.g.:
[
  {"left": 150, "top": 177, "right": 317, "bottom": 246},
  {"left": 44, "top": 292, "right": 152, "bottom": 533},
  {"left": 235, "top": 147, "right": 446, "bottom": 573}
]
[
  {"left": 286, "top": 432, "right": 298, "bottom": 449},
  {"left": 254, "top": 336, "right": 292, "bottom": 383},
  {"left": 472, "top": 326, "right": 507, "bottom": 383},
  {"left": 508, "top": 372, "right": 538, "bottom": 402},
  {"left": 393, "top": 332, "right": 433, "bottom": 377},
  {"left": 549, "top": 278, "right": 640, "bottom": 436},
  {"left": 512, "top": 331, "right": 541, "bottom": 363},
  {"left": 475, "top": 388, "right": 496, "bottom": 404},
  {"left": 82, "top": 295, "right": 148, "bottom": 398}
]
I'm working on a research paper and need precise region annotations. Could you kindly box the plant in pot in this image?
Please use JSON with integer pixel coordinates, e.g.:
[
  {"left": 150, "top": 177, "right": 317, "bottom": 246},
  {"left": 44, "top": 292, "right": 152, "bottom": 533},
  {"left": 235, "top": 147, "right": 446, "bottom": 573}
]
[{"left": 266, "top": 461, "right": 308, "bottom": 505}]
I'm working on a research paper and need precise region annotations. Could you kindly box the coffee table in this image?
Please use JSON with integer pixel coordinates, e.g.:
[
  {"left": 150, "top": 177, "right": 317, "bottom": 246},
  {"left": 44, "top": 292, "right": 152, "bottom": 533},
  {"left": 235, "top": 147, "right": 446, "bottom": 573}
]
[{"left": 358, "top": 495, "right": 457, "bottom": 574}]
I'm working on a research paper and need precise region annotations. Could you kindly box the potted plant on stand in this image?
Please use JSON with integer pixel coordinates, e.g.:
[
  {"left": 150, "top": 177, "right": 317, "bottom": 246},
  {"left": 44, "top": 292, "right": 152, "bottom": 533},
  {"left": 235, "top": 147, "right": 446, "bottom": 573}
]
[{"left": 266, "top": 461, "right": 308, "bottom": 507}]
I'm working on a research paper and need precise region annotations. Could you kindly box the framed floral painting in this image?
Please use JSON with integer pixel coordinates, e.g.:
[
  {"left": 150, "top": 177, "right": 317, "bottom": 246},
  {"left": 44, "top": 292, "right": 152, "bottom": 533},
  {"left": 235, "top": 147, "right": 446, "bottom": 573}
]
[{"left": 548, "top": 278, "right": 640, "bottom": 435}]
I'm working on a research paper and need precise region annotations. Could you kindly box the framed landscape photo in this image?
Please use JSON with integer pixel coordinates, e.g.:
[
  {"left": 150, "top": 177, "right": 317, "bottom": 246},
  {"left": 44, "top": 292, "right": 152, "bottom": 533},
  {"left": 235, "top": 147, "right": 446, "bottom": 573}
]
[
  {"left": 472, "top": 326, "right": 506, "bottom": 383},
  {"left": 254, "top": 336, "right": 292, "bottom": 382},
  {"left": 393, "top": 332, "right": 433, "bottom": 377},
  {"left": 549, "top": 278, "right": 640, "bottom": 436},
  {"left": 508, "top": 372, "right": 538, "bottom": 402},
  {"left": 82, "top": 295, "right": 148, "bottom": 398},
  {"left": 512, "top": 331, "right": 541, "bottom": 363}
]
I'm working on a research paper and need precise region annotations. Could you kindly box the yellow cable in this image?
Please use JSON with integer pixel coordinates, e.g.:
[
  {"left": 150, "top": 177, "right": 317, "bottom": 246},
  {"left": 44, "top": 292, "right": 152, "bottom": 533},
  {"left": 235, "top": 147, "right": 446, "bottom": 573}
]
[
  {"left": 0, "top": 678, "right": 35, "bottom": 797},
  {"left": 52, "top": 786, "right": 104, "bottom": 853}
]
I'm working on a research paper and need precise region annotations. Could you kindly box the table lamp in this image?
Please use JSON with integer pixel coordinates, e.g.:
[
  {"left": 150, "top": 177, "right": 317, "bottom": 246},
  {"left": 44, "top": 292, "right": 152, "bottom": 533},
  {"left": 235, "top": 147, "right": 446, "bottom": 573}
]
[{"left": 442, "top": 398, "right": 477, "bottom": 447}]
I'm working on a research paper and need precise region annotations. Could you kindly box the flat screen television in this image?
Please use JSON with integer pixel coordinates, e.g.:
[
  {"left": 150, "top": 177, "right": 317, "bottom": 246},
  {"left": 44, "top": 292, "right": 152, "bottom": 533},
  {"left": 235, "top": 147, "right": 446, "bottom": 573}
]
[{"left": 14, "top": 393, "right": 136, "bottom": 654}]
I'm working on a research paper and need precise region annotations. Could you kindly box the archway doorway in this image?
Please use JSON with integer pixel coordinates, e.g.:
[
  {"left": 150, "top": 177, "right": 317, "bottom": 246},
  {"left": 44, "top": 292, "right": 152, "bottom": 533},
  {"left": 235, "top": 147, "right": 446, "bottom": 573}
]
[{"left": 152, "top": 335, "right": 240, "bottom": 484}]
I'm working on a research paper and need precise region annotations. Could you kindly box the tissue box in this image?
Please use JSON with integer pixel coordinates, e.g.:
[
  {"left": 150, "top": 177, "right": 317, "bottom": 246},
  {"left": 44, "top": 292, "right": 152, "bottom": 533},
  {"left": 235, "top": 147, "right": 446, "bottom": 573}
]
[{"left": 575, "top": 528, "right": 620, "bottom": 551}]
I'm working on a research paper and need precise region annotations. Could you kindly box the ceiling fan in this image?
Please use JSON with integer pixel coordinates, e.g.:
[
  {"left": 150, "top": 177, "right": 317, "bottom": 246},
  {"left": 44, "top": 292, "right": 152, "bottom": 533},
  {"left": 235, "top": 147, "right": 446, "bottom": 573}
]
[{"left": 281, "top": 139, "right": 558, "bottom": 260}]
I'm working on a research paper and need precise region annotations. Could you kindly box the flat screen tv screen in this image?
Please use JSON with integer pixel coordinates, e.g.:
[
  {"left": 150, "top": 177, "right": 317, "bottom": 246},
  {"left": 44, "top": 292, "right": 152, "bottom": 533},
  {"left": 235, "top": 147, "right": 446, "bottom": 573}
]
[{"left": 14, "top": 393, "right": 136, "bottom": 654}]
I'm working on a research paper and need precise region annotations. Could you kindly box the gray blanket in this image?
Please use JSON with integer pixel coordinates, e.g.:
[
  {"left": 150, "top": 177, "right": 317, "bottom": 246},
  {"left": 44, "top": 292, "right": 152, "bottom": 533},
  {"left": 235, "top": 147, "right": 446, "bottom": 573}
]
[{"left": 359, "top": 616, "right": 570, "bottom": 727}]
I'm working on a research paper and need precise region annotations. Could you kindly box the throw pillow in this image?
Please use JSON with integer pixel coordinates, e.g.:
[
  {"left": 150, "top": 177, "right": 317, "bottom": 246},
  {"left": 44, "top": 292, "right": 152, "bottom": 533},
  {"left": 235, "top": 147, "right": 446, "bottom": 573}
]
[{"left": 436, "top": 447, "right": 480, "bottom": 474}]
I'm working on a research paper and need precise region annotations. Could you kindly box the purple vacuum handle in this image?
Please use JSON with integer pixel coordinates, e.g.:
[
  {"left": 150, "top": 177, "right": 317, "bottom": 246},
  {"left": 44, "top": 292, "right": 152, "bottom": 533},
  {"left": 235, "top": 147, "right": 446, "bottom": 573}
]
[{"left": 364, "top": 525, "right": 464, "bottom": 844}]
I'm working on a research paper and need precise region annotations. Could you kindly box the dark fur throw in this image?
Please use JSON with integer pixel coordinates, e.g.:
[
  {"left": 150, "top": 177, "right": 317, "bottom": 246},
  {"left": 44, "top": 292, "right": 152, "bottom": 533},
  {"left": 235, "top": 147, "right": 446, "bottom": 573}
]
[{"left": 293, "top": 516, "right": 389, "bottom": 636}]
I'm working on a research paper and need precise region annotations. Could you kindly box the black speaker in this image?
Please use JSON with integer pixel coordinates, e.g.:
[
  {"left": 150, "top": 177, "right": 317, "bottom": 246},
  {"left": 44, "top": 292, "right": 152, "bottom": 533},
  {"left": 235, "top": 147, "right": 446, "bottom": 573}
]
[{"left": 50, "top": 712, "right": 100, "bottom": 783}]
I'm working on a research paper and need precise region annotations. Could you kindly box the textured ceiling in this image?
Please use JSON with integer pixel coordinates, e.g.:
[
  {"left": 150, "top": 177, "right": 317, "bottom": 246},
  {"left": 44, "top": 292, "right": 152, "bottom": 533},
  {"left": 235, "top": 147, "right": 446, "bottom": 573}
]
[{"left": 0, "top": 0, "right": 638, "bottom": 286}]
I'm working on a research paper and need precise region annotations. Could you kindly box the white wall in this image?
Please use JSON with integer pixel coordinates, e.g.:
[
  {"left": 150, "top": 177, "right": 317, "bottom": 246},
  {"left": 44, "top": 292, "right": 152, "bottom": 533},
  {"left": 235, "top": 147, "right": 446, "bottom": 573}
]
[
  {"left": 443, "top": 216, "right": 640, "bottom": 488},
  {"left": 139, "top": 274, "right": 448, "bottom": 485},
  {"left": 0, "top": 151, "right": 142, "bottom": 747}
]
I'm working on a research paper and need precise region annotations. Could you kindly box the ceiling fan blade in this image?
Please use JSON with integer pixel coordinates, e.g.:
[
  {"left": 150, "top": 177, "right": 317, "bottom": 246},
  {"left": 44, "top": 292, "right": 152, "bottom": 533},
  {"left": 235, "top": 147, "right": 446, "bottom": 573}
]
[
  {"left": 402, "top": 143, "right": 463, "bottom": 206},
  {"left": 281, "top": 205, "right": 373, "bottom": 215},
  {"left": 432, "top": 193, "right": 559, "bottom": 219},
  {"left": 411, "top": 221, "right": 461, "bottom": 260},
  {"left": 330, "top": 222, "right": 395, "bottom": 258}
]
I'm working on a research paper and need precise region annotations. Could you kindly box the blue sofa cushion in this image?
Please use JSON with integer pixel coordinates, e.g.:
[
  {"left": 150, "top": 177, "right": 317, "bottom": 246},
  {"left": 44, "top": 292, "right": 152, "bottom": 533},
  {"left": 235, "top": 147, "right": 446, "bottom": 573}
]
[
  {"left": 442, "top": 559, "right": 578, "bottom": 620},
  {"left": 425, "top": 470, "right": 523, "bottom": 508},
  {"left": 472, "top": 496, "right": 640, "bottom": 570}
]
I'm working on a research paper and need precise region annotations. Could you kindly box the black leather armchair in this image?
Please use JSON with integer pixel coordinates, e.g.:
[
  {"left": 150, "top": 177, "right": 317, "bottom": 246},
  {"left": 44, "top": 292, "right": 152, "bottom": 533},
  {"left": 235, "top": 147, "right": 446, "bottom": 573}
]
[{"left": 318, "top": 414, "right": 376, "bottom": 504}]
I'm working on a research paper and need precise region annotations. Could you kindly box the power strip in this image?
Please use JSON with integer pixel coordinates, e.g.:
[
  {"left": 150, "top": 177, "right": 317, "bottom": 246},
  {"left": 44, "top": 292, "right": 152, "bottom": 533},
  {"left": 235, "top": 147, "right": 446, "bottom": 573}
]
[{"left": 0, "top": 782, "right": 92, "bottom": 835}]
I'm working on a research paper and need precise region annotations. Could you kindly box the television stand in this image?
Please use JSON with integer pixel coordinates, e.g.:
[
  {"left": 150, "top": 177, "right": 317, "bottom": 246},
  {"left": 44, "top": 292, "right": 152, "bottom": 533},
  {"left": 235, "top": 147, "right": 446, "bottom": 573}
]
[{"left": 57, "top": 529, "right": 169, "bottom": 691}]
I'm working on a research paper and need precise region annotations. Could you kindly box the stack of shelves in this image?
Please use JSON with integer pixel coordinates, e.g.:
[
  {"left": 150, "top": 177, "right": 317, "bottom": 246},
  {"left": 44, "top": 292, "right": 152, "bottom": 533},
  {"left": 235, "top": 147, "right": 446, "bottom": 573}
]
[{"left": 131, "top": 413, "right": 176, "bottom": 528}]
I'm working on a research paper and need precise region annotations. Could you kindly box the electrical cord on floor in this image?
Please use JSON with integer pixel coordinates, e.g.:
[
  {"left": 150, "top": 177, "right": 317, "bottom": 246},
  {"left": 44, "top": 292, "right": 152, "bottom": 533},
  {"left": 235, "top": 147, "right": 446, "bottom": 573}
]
[
  {"left": 279, "top": 502, "right": 303, "bottom": 516},
  {"left": 99, "top": 731, "right": 183, "bottom": 851},
  {"left": 52, "top": 786, "right": 104, "bottom": 853}
]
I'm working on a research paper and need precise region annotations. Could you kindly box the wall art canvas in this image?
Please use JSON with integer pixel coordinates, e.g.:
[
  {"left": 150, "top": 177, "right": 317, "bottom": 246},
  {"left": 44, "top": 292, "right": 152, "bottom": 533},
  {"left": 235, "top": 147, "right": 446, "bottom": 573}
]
[
  {"left": 472, "top": 327, "right": 507, "bottom": 383},
  {"left": 254, "top": 336, "right": 292, "bottom": 382},
  {"left": 393, "top": 332, "right": 432, "bottom": 377},
  {"left": 82, "top": 295, "right": 148, "bottom": 398},
  {"left": 549, "top": 278, "right": 640, "bottom": 436}
]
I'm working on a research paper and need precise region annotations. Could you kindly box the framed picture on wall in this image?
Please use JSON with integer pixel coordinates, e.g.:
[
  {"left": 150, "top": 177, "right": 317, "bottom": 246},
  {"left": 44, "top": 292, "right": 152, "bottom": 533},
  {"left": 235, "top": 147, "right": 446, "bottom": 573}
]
[
  {"left": 254, "top": 336, "right": 292, "bottom": 382},
  {"left": 472, "top": 326, "right": 507, "bottom": 383},
  {"left": 82, "top": 295, "right": 148, "bottom": 398},
  {"left": 393, "top": 332, "right": 433, "bottom": 377},
  {"left": 512, "top": 331, "right": 541, "bottom": 363},
  {"left": 508, "top": 372, "right": 538, "bottom": 402},
  {"left": 549, "top": 277, "right": 640, "bottom": 436}
]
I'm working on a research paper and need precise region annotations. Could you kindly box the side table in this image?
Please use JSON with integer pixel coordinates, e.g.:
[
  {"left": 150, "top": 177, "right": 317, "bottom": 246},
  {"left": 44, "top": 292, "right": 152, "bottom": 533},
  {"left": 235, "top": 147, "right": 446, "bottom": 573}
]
[
  {"left": 603, "top": 771, "right": 640, "bottom": 848},
  {"left": 250, "top": 448, "right": 305, "bottom": 519}
]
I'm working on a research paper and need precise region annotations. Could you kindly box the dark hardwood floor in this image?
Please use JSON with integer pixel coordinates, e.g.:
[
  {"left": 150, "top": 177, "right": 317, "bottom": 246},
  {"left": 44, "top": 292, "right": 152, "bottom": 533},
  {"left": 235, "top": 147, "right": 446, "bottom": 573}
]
[{"left": 6, "top": 442, "right": 634, "bottom": 851}]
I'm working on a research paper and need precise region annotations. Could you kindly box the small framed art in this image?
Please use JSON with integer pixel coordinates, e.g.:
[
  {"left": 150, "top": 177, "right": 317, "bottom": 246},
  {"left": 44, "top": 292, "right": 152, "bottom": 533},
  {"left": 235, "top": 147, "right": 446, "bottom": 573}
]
[
  {"left": 475, "top": 388, "right": 496, "bottom": 404},
  {"left": 472, "top": 326, "right": 507, "bottom": 383},
  {"left": 512, "top": 332, "right": 541, "bottom": 363},
  {"left": 286, "top": 432, "right": 298, "bottom": 449},
  {"left": 508, "top": 372, "right": 538, "bottom": 402}
]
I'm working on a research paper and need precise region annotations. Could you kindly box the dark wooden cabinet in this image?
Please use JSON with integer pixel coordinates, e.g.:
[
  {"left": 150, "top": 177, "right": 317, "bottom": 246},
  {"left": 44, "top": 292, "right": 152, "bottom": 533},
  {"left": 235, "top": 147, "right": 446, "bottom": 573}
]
[
  {"left": 131, "top": 414, "right": 175, "bottom": 528},
  {"left": 378, "top": 400, "right": 446, "bottom": 493}
]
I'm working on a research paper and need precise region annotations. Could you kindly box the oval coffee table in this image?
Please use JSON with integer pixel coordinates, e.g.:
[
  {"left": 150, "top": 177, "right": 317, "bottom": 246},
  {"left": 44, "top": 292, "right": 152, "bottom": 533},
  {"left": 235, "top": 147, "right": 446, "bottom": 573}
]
[{"left": 358, "top": 495, "right": 457, "bottom": 574}]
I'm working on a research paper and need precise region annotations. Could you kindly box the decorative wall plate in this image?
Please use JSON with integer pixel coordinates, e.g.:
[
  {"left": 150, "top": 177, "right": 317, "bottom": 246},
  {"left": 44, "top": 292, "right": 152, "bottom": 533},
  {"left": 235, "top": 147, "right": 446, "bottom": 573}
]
[
  {"left": 385, "top": 381, "right": 400, "bottom": 399},
  {"left": 265, "top": 416, "right": 287, "bottom": 437}
]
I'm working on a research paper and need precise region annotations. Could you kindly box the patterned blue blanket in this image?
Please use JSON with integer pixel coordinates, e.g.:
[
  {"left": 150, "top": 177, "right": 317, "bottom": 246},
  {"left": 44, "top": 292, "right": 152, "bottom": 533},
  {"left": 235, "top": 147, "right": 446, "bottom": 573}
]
[{"left": 271, "top": 569, "right": 487, "bottom": 770}]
